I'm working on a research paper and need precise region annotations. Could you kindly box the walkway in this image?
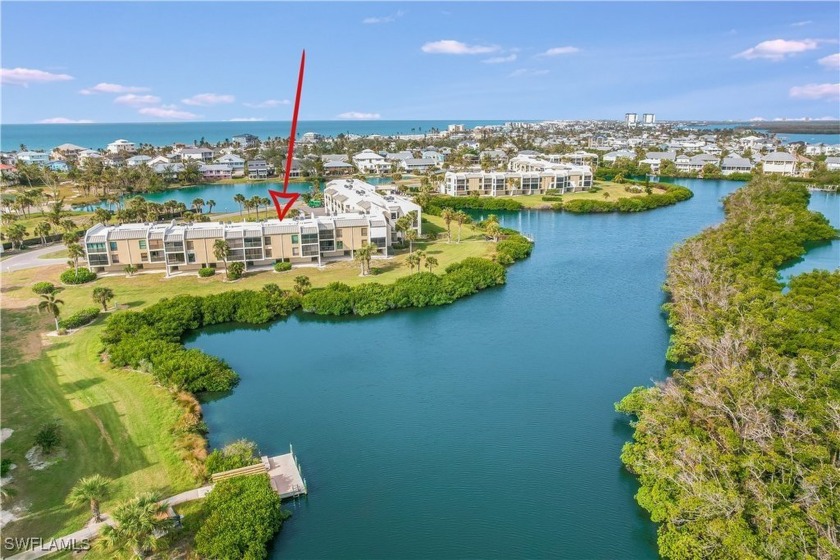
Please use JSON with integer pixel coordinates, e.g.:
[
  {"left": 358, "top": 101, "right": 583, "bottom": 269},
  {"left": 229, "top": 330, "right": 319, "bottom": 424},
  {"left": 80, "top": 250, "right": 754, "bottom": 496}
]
[{"left": 0, "top": 245, "right": 66, "bottom": 274}]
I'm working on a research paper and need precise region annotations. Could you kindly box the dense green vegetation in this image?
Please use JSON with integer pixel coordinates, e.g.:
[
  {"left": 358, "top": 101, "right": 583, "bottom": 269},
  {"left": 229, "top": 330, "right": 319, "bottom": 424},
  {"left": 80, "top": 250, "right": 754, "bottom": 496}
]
[
  {"left": 427, "top": 196, "right": 524, "bottom": 213},
  {"left": 58, "top": 307, "right": 100, "bottom": 330},
  {"left": 194, "top": 475, "right": 289, "bottom": 560},
  {"left": 205, "top": 439, "right": 261, "bottom": 475},
  {"left": 60, "top": 267, "right": 97, "bottom": 285},
  {"left": 563, "top": 184, "right": 693, "bottom": 213},
  {"left": 300, "top": 257, "right": 508, "bottom": 316},
  {"left": 616, "top": 178, "right": 839, "bottom": 559}
]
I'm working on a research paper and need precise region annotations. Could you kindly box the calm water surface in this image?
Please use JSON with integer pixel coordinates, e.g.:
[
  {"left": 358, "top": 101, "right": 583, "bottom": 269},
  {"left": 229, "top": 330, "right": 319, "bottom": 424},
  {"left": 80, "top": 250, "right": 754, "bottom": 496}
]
[{"left": 186, "top": 179, "right": 837, "bottom": 559}]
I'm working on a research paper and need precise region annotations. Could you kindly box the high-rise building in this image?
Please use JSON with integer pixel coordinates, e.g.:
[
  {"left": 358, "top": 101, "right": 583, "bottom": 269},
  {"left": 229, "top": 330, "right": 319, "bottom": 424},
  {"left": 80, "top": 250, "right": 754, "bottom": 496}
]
[
  {"left": 642, "top": 113, "right": 656, "bottom": 125},
  {"left": 625, "top": 113, "right": 638, "bottom": 126}
]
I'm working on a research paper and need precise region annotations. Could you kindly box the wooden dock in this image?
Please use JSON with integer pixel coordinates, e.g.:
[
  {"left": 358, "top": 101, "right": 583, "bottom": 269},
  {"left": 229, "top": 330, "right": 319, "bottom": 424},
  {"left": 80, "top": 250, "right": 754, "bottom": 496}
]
[{"left": 265, "top": 451, "right": 307, "bottom": 498}]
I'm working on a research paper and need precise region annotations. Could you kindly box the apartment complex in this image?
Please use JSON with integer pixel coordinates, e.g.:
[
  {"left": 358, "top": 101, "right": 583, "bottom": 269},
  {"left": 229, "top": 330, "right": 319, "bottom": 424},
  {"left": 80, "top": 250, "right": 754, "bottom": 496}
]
[
  {"left": 323, "top": 178, "right": 422, "bottom": 234},
  {"left": 84, "top": 214, "right": 392, "bottom": 275}
]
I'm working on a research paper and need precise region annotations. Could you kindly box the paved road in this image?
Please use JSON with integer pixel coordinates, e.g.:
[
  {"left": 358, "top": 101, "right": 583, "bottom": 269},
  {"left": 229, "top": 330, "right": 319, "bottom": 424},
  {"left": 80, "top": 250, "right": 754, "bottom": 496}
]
[
  {"left": 0, "top": 245, "right": 67, "bottom": 274},
  {"left": 7, "top": 485, "right": 214, "bottom": 560}
]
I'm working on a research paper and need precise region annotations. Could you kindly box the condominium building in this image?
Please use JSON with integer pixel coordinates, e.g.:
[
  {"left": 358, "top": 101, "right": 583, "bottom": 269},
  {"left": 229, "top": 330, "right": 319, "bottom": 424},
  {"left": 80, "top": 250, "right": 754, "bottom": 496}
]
[
  {"left": 84, "top": 213, "right": 393, "bottom": 275},
  {"left": 323, "top": 178, "right": 422, "bottom": 236},
  {"left": 441, "top": 167, "right": 593, "bottom": 197}
]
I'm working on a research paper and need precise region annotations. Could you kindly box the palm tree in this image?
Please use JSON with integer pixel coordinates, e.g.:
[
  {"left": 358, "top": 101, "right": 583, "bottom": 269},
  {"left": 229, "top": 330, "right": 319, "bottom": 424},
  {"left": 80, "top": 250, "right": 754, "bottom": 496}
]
[
  {"left": 38, "top": 293, "right": 64, "bottom": 331},
  {"left": 440, "top": 208, "right": 455, "bottom": 243},
  {"left": 213, "top": 239, "right": 230, "bottom": 271},
  {"left": 47, "top": 198, "right": 67, "bottom": 226},
  {"left": 250, "top": 196, "right": 262, "bottom": 220},
  {"left": 92, "top": 287, "right": 115, "bottom": 311},
  {"left": 404, "top": 229, "right": 418, "bottom": 253},
  {"left": 233, "top": 194, "right": 246, "bottom": 219},
  {"left": 5, "top": 223, "right": 27, "bottom": 249},
  {"left": 206, "top": 200, "right": 216, "bottom": 216},
  {"left": 98, "top": 492, "right": 167, "bottom": 559},
  {"left": 124, "top": 264, "right": 137, "bottom": 277},
  {"left": 454, "top": 210, "right": 468, "bottom": 243},
  {"left": 67, "top": 474, "right": 110, "bottom": 523},
  {"left": 405, "top": 252, "right": 420, "bottom": 273},
  {"left": 192, "top": 198, "right": 205, "bottom": 214},
  {"left": 67, "top": 243, "right": 85, "bottom": 273},
  {"left": 485, "top": 221, "right": 502, "bottom": 242},
  {"left": 293, "top": 275, "right": 311, "bottom": 295},
  {"left": 260, "top": 197, "right": 271, "bottom": 219},
  {"left": 34, "top": 221, "right": 52, "bottom": 245},
  {"left": 603, "top": 192, "right": 611, "bottom": 200},
  {"left": 425, "top": 255, "right": 438, "bottom": 273}
]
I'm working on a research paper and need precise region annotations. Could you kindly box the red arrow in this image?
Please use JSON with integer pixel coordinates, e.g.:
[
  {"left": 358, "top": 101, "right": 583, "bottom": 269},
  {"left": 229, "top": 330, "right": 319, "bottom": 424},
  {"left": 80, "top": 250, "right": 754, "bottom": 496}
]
[{"left": 269, "top": 49, "right": 305, "bottom": 220}]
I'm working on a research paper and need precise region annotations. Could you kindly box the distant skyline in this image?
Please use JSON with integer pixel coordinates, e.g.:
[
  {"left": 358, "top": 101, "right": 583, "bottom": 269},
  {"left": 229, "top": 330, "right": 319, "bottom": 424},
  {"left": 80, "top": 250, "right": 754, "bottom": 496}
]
[{"left": 2, "top": 2, "right": 839, "bottom": 124}]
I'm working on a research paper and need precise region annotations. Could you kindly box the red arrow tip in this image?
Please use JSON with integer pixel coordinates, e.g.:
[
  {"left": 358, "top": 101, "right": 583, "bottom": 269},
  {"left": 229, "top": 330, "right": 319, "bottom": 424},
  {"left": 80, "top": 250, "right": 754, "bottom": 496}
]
[{"left": 269, "top": 190, "right": 300, "bottom": 220}]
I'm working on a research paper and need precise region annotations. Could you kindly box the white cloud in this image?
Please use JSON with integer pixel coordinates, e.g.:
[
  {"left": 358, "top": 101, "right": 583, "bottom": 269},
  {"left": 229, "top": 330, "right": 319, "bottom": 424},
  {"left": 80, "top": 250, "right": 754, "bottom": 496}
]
[
  {"left": 138, "top": 105, "right": 200, "bottom": 120},
  {"left": 791, "top": 20, "right": 813, "bottom": 27},
  {"left": 114, "top": 94, "right": 161, "bottom": 106},
  {"left": 182, "top": 93, "right": 235, "bottom": 106},
  {"left": 509, "top": 68, "right": 550, "bottom": 78},
  {"left": 538, "top": 46, "right": 581, "bottom": 57},
  {"left": 789, "top": 83, "right": 840, "bottom": 100},
  {"left": 243, "top": 99, "right": 290, "bottom": 108},
  {"left": 482, "top": 54, "right": 517, "bottom": 64},
  {"left": 734, "top": 39, "right": 820, "bottom": 61},
  {"left": 337, "top": 111, "right": 381, "bottom": 120},
  {"left": 421, "top": 40, "right": 499, "bottom": 55},
  {"left": 818, "top": 53, "right": 840, "bottom": 69},
  {"left": 38, "top": 117, "right": 94, "bottom": 124},
  {"left": 1, "top": 67, "right": 73, "bottom": 86},
  {"left": 749, "top": 117, "right": 766, "bottom": 122},
  {"left": 229, "top": 117, "right": 265, "bottom": 122},
  {"left": 79, "top": 82, "right": 149, "bottom": 95},
  {"left": 362, "top": 10, "right": 405, "bottom": 24}
]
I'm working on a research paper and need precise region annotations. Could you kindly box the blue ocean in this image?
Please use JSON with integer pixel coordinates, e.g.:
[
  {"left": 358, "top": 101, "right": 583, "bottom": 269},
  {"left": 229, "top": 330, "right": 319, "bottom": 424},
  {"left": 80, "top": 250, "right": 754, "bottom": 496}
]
[{"left": 0, "top": 120, "right": 515, "bottom": 152}]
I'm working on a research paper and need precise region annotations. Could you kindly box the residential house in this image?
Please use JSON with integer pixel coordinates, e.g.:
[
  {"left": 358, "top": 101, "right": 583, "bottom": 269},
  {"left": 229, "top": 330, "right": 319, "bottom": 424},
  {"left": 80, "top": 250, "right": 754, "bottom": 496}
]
[
  {"left": 557, "top": 151, "right": 599, "bottom": 167},
  {"left": 825, "top": 156, "right": 840, "bottom": 171},
  {"left": 762, "top": 152, "right": 797, "bottom": 176},
  {"left": 51, "top": 143, "right": 87, "bottom": 160},
  {"left": 176, "top": 147, "right": 215, "bottom": 163},
  {"left": 232, "top": 133, "right": 259, "bottom": 148},
  {"left": 15, "top": 151, "right": 50, "bottom": 166},
  {"left": 720, "top": 157, "right": 754, "bottom": 175},
  {"left": 216, "top": 154, "right": 246, "bottom": 176},
  {"left": 126, "top": 155, "right": 152, "bottom": 167},
  {"left": 421, "top": 150, "right": 445, "bottom": 165},
  {"left": 106, "top": 139, "right": 137, "bottom": 154},
  {"left": 148, "top": 155, "right": 171, "bottom": 166},
  {"left": 324, "top": 160, "right": 354, "bottom": 176},
  {"left": 400, "top": 158, "right": 437, "bottom": 173},
  {"left": 282, "top": 158, "right": 303, "bottom": 178},
  {"left": 46, "top": 160, "right": 70, "bottom": 172},
  {"left": 247, "top": 159, "right": 270, "bottom": 179},
  {"left": 199, "top": 164, "right": 232, "bottom": 181},
  {"left": 152, "top": 162, "right": 185, "bottom": 180},
  {"left": 352, "top": 150, "right": 390, "bottom": 174},
  {"left": 602, "top": 150, "right": 636, "bottom": 164},
  {"left": 77, "top": 150, "right": 103, "bottom": 166}
]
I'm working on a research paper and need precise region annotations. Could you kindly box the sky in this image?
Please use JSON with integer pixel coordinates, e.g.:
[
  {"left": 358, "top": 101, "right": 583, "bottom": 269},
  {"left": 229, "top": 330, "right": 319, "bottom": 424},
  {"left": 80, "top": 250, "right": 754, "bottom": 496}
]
[{"left": 1, "top": 1, "right": 839, "bottom": 124}]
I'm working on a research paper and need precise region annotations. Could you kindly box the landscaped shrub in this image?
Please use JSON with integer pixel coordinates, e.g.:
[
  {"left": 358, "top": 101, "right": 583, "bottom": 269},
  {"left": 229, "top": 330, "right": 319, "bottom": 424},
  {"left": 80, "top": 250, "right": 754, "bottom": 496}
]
[
  {"left": 31, "top": 282, "right": 56, "bottom": 295},
  {"left": 205, "top": 439, "right": 260, "bottom": 475},
  {"left": 226, "top": 262, "right": 244, "bottom": 280},
  {"left": 428, "top": 195, "right": 523, "bottom": 211},
  {"left": 34, "top": 421, "right": 62, "bottom": 454},
  {"left": 58, "top": 307, "right": 100, "bottom": 329},
  {"left": 273, "top": 261, "right": 292, "bottom": 272},
  {"left": 541, "top": 195, "right": 564, "bottom": 202},
  {"left": 194, "top": 475, "right": 289, "bottom": 560},
  {"left": 198, "top": 267, "right": 215, "bottom": 278},
  {"left": 60, "top": 268, "right": 97, "bottom": 285}
]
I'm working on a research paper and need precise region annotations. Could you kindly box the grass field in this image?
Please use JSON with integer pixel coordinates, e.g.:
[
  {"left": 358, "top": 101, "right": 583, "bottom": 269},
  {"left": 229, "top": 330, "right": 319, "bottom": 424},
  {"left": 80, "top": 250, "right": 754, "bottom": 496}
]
[
  {"left": 508, "top": 181, "right": 648, "bottom": 209},
  {"left": 37, "top": 248, "right": 68, "bottom": 260},
  {"left": 0, "top": 213, "right": 496, "bottom": 550}
]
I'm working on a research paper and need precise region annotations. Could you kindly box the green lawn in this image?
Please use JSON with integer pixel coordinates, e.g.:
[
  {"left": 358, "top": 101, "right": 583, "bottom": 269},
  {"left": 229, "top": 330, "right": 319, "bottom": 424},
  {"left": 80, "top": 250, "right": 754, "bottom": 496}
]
[
  {"left": 0, "top": 216, "right": 497, "bottom": 551},
  {"left": 508, "top": 181, "right": 648, "bottom": 209},
  {"left": 38, "top": 248, "right": 68, "bottom": 260}
]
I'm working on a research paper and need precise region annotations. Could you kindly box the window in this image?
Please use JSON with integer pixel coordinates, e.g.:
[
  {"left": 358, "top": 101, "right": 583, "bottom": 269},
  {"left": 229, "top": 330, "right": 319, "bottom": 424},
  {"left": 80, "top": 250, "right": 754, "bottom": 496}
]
[
  {"left": 361, "top": 228, "right": 368, "bottom": 236},
  {"left": 186, "top": 241, "right": 195, "bottom": 250},
  {"left": 264, "top": 237, "right": 271, "bottom": 245},
  {"left": 291, "top": 234, "right": 299, "bottom": 244},
  {"left": 87, "top": 242, "right": 106, "bottom": 252},
  {"left": 111, "top": 254, "right": 120, "bottom": 264},
  {"left": 139, "top": 240, "right": 147, "bottom": 249},
  {"left": 140, "top": 253, "right": 148, "bottom": 262},
  {"left": 335, "top": 229, "right": 342, "bottom": 238},
  {"left": 109, "top": 241, "right": 118, "bottom": 251},
  {"left": 292, "top": 247, "right": 299, "bottom": 256},
  {"left": 336, "top": 240, "right": 344, "bottom": 250},
  {"left": 188, "top": 253, "right": 196, "bottom": 263}
]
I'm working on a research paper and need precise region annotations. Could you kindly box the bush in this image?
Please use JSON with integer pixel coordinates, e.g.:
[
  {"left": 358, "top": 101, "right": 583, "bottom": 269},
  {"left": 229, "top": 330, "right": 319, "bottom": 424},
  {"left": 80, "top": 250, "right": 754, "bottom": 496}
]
[
  {"left": 205, "top": 439, "right": 260, "bottom": 475},
  {"left": 541, "top": 195, "right": 564, "bottom": 202},
  {"left": 497, "top": 233, "right": 534, "bottom": 263},
  {"left": 32, "top": 282, "right": 56, "bottom": 295},
  {"left": 302, "top": 282, "right": 354, "bottom": 315},
  {"left": 273, "top": 261, "right": 292, "bottom": 272},
  {"left": 198, "top": 267, "right": 215, "bottom": 278},
  {"left": 0, "top": 458, "right": 11, "bottom": 477},
  {"left": 60, "top": 267, "right": 97, "bottom": 285},
  {"left": 226, "top": 261, "right": 244, "bottom": 280},
  {"left": 34, "top": 421, "right": 62, "bottom": 454},
  {"left": 195, "top": 475, "right": 289, "bottom": 560},
  {"left": 428, "top": 195, "right": 523, "bottom": 211},
  {"left": 58, "top": 307, "right": 100, "bottom": 329}
]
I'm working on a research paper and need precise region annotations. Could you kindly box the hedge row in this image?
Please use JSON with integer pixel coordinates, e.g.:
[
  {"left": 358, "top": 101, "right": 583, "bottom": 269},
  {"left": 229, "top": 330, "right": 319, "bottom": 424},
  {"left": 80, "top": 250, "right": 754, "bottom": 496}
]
[
  {"left": 301, "top": 257, "right": 507, "bottom": 317},
  {"left": 428, "top": 196, "right": 525, "bottom": 213},
  {"left": 101, "top": 287, "right": 301, "bottom": 392},
  {"left": 59, "top": 307, "right": 100, "bottom": 330}
]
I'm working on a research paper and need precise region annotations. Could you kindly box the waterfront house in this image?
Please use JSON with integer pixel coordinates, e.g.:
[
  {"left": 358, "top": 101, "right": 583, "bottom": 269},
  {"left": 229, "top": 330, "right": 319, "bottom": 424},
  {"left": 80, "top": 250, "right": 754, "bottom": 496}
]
[
  {"left": 152, "top": 162, "right": 185, "bottom": 180},
  {"left": 282, "top": 157, "right": 303, "bottom": 178},
  {"left": 46, "top": 160, "right": 70, "bottom": 172},
  {"left": 762, "top": 152, "right": 797, "bottom": 176},
  {"left": 353, "top": 150, "right": 390, "bottom": 174},
  {"left": 421, "top": 150, "right": 445, "bottom": 165},
  {"left": 720, "top": 157, "right": 754, "bottom": 175},
  {"left": 148, "top": 155, "right": 171, "bottom": 166},
  {"left": 126, "top": 155, "right": 152, "bottom": 167},
  {"left": 15, "top": 151, "right": 51, "bottom": 166},
  {"left": 176, "top": 147, "right": 215, "bottom": 163},
  {"left": 77, "top": 150, "right": 103, "bottom": 166},
  {"left": 385, "top": 151, "right": 414, "bottom": 162},
  {"left": 479, "top": 149, "right": 508, "bottom": 163},
  {"left": 83, "top": 212, "right": 393, "bottom": 275},
  {"left": 199, "top": 164, "right": 233, "bottom": 181},
  {"left": 52, "top": 143, "right": 87, "bottom": 160},
  {"left": 247, "top": 159, "right": 271, "bottom": 179},
  {"left": 400, "top": 158, "right": 437, "bottom": 173},
  {"left": 216, "top": 154, "right": 246, "bottom": 176},
  {"left": 321, "top": 154, "right": 350, "bottom": 163},
  {"left": 795, "top": 155, "right": 814, "bottom": 176},
  {"left": 825, "top": 156, "right": 840, "bottom": 171},
  {"left": 601, "top": 149, "right": 636, "bottom": 164},
  {"left": 232, "top": 133, "right": 259, "bottom": 148},
  {"left": 324, "top": 160, "right": 354, "bottom": 176},
  {"left": 106, "top": 139, "right": 137, "bottom": 154}
]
